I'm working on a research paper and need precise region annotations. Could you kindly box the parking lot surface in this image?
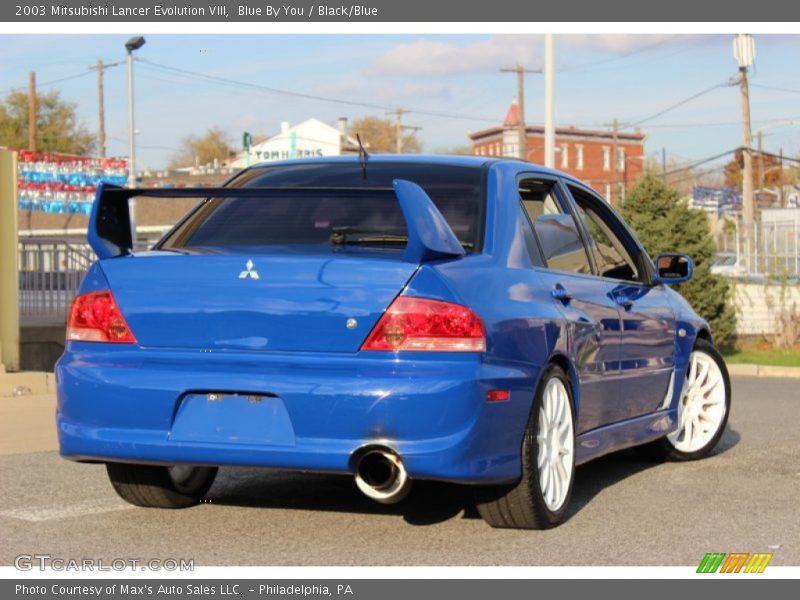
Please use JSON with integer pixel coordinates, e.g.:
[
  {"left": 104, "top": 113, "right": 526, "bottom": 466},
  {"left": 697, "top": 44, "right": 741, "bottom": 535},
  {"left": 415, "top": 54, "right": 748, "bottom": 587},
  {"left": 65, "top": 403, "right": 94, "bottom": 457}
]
[{"left": 1, "top": 376, "right": 797, "bottom": 566}]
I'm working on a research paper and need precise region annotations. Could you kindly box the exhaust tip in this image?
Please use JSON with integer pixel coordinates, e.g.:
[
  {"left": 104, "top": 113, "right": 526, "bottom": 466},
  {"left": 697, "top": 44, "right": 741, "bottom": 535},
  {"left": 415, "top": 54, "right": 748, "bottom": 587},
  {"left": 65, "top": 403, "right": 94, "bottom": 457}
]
[{"left": 354, "top": 448, "right": 411, "bottom": 504}]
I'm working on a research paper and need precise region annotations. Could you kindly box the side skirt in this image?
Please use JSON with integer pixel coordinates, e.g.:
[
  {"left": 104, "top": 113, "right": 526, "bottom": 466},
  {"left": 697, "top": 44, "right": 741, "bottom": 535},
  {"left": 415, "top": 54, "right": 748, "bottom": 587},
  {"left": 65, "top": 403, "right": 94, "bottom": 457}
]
[{"left": 575, "top": 408, "right": 679, "bottom": 466}]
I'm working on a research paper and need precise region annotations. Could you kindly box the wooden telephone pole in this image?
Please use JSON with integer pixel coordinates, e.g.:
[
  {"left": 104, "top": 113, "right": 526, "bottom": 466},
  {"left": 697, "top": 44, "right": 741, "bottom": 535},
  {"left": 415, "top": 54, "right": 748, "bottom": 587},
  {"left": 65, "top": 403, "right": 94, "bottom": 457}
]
[
  {"left": 611, "top": 118, "right": 619, "bottom": 205},
  {"left": 97, "top": 59, "right": 106, "bottom": 158},
  {"left": 89, "top": 59, "right": 122, "bottom": 158},
  {"left": 389, "top": 108, "right": 420, "bottom": 154},
  {"left": 28, "top": 72, "right": 37, "bottom": 152},
  {"left": 500, "top": 65, "right": 542, "bottom": 161}
]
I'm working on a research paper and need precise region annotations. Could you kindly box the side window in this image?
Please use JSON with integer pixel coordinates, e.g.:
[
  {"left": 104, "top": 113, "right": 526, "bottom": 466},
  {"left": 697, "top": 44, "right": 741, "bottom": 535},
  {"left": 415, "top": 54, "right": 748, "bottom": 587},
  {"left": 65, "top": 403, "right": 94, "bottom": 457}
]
[
  {"left": 518, "top": 179, "right": 593, "bottom": 275},
  {"left": 567, "top": 185, "right": 640, "bottom": 282}
]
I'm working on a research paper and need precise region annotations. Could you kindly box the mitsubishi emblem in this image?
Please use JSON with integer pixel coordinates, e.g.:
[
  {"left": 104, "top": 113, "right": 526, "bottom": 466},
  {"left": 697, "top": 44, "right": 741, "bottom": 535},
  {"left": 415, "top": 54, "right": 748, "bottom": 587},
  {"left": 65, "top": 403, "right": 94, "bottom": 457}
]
[{"left": 239, "top": 259, "right": 260, "bottom": 280}]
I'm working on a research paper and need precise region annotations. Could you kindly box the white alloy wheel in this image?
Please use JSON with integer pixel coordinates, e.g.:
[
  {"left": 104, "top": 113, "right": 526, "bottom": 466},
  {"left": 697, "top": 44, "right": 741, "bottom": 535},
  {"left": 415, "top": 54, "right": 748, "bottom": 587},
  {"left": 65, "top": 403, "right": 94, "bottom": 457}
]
[
  {"left": 667, "top": 350, "right": 727, "bottom": 453},
  {"left": 537, "top": 377, "right": 575, "bottom": 511}
]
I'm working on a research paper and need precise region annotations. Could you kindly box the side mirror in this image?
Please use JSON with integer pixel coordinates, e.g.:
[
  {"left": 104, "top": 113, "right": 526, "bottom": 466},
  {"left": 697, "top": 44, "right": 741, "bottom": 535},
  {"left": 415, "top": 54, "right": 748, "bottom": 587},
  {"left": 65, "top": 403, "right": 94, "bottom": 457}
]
[{"left": 653, "top": 253, "right": 693, "bottom": 284}]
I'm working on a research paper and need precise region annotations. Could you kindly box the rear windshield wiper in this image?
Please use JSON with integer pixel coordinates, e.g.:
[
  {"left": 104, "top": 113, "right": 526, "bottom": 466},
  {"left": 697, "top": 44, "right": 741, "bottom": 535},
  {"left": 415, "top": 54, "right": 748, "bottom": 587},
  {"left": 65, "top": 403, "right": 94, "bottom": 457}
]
[
  {"left": 330, "top": 227, "right": 408, "bottom": 246},
  {"left": 330, "top": 226, "right": 474, "bottom": 250}
]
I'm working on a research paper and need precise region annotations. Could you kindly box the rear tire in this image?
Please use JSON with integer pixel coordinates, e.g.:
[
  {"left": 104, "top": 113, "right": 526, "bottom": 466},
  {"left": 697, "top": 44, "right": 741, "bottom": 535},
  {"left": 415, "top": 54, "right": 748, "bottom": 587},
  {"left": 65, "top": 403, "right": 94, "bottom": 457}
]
[
  {"left": 474, "top": 364, "right": 576, "bottom": 529},
  {"left": 638, "top": 338, "right": 731, "bottom": 462},
  {"left": 106, "top": 463, "right": 217, "bottom": 508}
]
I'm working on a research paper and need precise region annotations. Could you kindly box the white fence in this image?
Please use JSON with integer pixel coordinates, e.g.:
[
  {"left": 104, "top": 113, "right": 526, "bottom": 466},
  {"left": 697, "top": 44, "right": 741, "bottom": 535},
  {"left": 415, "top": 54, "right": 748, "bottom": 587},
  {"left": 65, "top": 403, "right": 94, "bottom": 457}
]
[{"left": 733, "top": 282, "right": 800, "bottom": 336}]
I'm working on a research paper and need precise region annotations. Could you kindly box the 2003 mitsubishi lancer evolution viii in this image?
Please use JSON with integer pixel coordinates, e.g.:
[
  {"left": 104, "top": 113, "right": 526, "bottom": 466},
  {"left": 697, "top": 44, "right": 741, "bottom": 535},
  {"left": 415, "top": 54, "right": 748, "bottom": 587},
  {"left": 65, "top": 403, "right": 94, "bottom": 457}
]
[{"left": 56, "top": 155, "right": 731, "bottom": 529}]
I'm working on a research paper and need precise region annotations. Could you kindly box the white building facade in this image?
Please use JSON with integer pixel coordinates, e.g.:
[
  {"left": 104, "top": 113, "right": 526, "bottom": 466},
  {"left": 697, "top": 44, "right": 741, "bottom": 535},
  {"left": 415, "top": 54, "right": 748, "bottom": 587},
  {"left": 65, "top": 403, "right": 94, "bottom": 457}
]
[{"left": 230, "top": 118, "right": 354, "bottom": 168}]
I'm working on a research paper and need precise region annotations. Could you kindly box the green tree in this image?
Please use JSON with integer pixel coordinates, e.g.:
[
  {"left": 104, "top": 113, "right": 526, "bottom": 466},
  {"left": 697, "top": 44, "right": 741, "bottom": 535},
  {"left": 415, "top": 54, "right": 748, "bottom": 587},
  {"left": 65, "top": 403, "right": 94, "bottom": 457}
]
[
  {"left": 170, "top": 126, "right": 234, "bottom": 169},
  {"left": 0, "top": 89, "right": 95, "bottom": 155},
  {"left": 620, "top": 171, "right": 737, "bottom": 348},
  {"left": 349, "top": 116, "right": 422, "bottom": 153}
]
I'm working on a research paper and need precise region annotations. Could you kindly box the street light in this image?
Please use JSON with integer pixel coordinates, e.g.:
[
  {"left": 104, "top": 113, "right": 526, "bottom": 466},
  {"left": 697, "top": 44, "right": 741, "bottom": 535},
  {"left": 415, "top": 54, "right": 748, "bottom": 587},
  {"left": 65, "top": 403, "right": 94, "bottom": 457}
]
[{"left": 125, "top": 36, "right": 145, "bottom": 240}]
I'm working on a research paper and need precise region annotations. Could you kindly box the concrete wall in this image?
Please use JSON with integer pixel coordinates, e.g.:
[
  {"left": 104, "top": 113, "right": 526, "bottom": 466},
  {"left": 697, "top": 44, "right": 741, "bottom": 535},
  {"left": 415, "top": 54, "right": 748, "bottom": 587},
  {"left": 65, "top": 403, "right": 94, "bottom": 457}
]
[
  {"left": 734, "top": 282, "right": 800, "bottom": 336},
  {"left": 20, "top": 324, "right": 65, "bottom": 372}
]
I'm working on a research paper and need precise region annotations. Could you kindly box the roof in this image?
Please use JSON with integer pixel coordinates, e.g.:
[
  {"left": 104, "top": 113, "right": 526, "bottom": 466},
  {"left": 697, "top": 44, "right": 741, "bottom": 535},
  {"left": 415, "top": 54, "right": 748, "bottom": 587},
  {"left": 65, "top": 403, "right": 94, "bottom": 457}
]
[
  {"left": 469, "top": 99, "right": 646, "bottom": 143},
  {"left": 470, "top": 124, "right": 646, "bottom": 142},
  {"left": 504, "top": 99, "right": 521, "bottom": 127}
]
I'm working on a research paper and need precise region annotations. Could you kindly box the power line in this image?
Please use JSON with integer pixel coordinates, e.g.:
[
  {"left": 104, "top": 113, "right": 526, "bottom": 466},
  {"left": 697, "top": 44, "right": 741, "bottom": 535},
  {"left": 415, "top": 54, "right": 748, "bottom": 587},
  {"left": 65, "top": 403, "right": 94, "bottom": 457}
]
[
  {"left": 622, "top": 79, "right": 736, "bottom": 129},
  {"left": 561, "top": 36, "right": 678, "bottom": 72},
  {"left": 643, "top": 115, "right": 800, "bottom": 129},
  {"left": 137, "top": 58, "right": 391, "bottom": 112},
  {"left": 0, "top": 69, "right": 93, "bottom": 96},
  {"left": 136, "top": 58, "right": 499, "bottom": 124},
  {"left": 751, "top": 83, "right": 800, "bottom": 95},
  {"left": 662, "top": 148, "right": 741, "bottom": 176}
]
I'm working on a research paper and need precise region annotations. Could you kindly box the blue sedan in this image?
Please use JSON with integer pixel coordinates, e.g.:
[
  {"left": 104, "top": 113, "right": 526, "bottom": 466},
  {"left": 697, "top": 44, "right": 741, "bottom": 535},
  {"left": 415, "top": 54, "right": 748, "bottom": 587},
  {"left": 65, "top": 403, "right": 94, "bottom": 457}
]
[{"left": 56, "top": 155, "right": 731, "bottom": 529}]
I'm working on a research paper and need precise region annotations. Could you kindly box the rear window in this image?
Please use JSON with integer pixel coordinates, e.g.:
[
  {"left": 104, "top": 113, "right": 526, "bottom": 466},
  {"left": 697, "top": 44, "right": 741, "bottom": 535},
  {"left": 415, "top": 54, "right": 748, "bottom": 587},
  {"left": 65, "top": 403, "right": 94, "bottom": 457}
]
[{"left": 159, "top": 162, "right": 485, "bottom": 252}]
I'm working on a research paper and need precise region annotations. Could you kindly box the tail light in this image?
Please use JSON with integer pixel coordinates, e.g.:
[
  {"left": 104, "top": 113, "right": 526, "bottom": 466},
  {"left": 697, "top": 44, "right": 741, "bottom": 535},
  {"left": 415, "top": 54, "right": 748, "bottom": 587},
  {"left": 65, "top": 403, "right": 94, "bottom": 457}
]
[
  {"left": 66, "top": 291, "right": 137, "bottom": 343},
  {"left": 361, "top": 296, "right": 485, "bottom": 352}
]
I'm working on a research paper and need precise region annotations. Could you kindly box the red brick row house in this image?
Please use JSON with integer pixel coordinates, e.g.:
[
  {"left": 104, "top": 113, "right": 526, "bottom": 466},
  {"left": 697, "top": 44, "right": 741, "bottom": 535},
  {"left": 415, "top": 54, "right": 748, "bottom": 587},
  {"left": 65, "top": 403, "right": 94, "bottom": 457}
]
[{"left": 469, "top": 100, "right": 647, "bottom": 204}]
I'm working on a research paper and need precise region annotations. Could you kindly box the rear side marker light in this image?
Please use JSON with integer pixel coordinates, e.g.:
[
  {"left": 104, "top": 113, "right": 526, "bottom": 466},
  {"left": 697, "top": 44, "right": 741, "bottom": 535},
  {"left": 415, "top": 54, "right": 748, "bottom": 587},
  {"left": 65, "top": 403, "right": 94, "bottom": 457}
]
[
  {"left": 66, "top": 291, "right": 137, "bottom": 344},
  {"left": 361, "top": 296, "right": 485, "bottom": 352},
  {"left": 487, "top": 390, "right": 510, "bottom": 402}
]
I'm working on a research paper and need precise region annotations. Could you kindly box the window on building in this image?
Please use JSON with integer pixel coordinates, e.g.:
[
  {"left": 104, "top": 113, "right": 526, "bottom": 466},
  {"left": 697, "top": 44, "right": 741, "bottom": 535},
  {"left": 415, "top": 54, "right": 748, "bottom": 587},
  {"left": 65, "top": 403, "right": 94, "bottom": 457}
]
[
  {"left": 560, "top": 143, "right": 568, "bottom": 169},
  {"left": 604, "top": 183, "right": 611, "bottom": 200},
  {"left": 602, "top": 146, "right": 611, "bottom": 171},
  {"left": 617, "top": 148, "right": 626, "bottom": 171},
  {"left": 618, "top": 182, "right": 626, "bottom": 202},
  {"left": 575, "top": 145, "right": 584, "bottom": 170}
]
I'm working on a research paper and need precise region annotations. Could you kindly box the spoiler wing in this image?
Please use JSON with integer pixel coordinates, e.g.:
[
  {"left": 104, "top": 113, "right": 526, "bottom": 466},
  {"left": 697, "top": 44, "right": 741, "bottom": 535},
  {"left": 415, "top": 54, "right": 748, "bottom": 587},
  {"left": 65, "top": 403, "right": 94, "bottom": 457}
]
[{"left": 88, "top": 180, "right": 466, "bottom": 263}]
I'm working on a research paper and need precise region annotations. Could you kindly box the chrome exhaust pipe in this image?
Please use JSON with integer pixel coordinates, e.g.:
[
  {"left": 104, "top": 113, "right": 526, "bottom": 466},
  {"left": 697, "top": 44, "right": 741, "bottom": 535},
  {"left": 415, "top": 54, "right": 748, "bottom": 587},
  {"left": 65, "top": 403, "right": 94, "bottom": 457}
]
[{"left": 354, "top": 448, "right": 411, "bottom": 504}]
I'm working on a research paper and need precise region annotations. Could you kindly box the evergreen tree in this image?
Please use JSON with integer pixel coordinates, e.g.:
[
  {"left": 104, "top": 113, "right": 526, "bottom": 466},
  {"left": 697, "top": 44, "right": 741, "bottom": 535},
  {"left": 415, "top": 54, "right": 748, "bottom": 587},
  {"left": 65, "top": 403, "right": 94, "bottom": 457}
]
[{"left": 620, "top": 172, "right": 737, "bottom": 348}]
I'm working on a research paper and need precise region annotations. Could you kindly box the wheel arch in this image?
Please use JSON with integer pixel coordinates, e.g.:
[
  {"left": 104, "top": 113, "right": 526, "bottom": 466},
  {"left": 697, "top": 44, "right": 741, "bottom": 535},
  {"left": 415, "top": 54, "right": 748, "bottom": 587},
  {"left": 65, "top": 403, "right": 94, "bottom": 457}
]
[{"left": 542, "top": 351, "right": 581, "bottom": 419}]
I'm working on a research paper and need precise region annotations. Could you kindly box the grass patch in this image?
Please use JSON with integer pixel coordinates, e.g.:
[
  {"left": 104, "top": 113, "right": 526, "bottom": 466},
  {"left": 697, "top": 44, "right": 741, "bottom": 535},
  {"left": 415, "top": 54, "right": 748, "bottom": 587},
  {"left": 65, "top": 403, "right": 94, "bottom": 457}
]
[{"left": 722, "top": 340, "right": 800, "bottom": 367}]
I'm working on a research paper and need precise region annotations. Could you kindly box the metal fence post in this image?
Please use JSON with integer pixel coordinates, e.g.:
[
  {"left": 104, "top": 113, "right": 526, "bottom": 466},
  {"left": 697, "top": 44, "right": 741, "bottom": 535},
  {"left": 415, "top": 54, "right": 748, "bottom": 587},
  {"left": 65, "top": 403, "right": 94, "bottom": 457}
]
[{"left": 0, "top": 149, "right": 20, "bottom": 372}]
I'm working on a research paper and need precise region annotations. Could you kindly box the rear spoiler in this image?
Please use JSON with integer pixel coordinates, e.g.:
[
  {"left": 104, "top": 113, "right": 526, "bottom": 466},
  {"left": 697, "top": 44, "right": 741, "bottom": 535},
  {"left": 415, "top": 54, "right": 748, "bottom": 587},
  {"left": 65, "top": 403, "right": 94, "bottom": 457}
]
[{"left": 88, "top": 180, "right": 466, "bottom": 263}]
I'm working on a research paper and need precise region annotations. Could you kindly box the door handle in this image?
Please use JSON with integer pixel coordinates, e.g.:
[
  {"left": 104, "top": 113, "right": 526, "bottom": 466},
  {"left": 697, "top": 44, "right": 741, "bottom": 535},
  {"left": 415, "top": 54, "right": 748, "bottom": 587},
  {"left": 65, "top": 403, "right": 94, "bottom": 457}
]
[{"left": 552, "top": 284, "right": 572, "bottom": 303}]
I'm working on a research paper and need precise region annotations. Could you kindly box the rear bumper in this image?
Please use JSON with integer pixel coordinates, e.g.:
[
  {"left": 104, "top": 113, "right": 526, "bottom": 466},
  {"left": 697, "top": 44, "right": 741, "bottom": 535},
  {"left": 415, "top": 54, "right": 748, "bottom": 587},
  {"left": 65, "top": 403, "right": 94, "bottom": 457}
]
[{"left": 56, "top": 343, "right": 538, "bottom": 484}]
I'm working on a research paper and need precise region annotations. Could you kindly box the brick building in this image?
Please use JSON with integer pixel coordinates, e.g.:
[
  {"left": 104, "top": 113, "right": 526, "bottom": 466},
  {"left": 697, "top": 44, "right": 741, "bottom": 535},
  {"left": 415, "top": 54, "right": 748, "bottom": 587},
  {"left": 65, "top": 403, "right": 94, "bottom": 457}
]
[{"left": 469, "top": 100, "right": 647, "bottom": 204}]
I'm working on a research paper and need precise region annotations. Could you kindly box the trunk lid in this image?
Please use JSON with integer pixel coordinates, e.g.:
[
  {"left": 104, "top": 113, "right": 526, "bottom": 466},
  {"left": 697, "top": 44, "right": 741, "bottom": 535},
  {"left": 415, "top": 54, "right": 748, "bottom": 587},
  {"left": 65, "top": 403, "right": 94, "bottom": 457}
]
[{"left": 100, "top": 248, "right": 417, "bottom": 353}]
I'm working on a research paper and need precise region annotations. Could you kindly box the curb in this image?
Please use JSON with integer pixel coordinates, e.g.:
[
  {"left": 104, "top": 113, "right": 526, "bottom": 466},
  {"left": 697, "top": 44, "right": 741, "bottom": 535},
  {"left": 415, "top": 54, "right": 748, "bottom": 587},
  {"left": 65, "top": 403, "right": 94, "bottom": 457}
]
[
  {"left": 0, "top": 371, "right": 55, "bottom": 398},
  {"left": 726, "top": 363, "right": 800, "bottom": 378}
]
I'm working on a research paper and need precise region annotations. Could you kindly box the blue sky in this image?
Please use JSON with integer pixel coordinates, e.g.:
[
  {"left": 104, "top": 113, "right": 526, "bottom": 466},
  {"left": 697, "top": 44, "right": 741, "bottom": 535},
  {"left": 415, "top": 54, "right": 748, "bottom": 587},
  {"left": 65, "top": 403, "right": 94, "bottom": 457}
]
[{"left": 1, "top": 34, "right": 799, "bottom": 170}]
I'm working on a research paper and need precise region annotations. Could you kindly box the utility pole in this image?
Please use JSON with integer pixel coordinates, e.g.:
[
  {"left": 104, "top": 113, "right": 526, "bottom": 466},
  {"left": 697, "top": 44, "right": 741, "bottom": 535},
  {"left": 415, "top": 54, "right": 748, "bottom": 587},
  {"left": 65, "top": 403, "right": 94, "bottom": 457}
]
[
  {"left": 544, "top": 33, "right": 555, "bottom": 169},
  {"left": 756, "top": 130, "right": 764, "bottom": 190},
  {"left": 500, "top": 64, "right": 542, "bottom": 161},
  {"left": 661, "top": 147, "right": 667, "bottom": 181},
  {"left": 739, "top": 68, "right": 754, "bottom": 227},
  {"left": 89, "top": 59, "right": 122, "bottom": 158},
  {"left": 28, "top": 72, "right": 36, "bottom": 152},
  {"left": 611, "top": 118, "right": 619, "bottom": 206},
  {"left": 389, "top": 108, "right": 419, "bottom": 154},
  {"left": 734, "top": 34, "right": 756, "bottom": 269},
  {"left": 394, "top": 108, "right": 407, "bottom": 154},
  {"left": 96, "top": 60, "right": 106, "bottom": 158}
]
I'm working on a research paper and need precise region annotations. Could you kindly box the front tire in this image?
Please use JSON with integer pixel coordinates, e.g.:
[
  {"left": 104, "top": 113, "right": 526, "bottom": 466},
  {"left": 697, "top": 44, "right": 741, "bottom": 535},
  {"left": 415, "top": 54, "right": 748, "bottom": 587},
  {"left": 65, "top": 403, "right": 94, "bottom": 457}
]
[
  {"left": 106, "top": 463, "right": 217, "bottom": 508},
  {"left": 643, "top": 338, "right": 731, "bottom": 461},
  {"left": 474, "top": 364, "right": 576, "bottom": 529}
]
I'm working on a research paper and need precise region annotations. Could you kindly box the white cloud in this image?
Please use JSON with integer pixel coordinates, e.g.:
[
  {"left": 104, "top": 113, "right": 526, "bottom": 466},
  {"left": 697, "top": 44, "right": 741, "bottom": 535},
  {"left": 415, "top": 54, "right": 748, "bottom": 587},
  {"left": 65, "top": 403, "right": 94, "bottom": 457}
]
[
  {"left": 365, "top": 34, "right": 693, "bottom": 78},
  {"left": 313, "top": 79, "right": 452, "bottom": 104},
  {"left": 366, "top": 36, "right": 544, "bottom": 77}
]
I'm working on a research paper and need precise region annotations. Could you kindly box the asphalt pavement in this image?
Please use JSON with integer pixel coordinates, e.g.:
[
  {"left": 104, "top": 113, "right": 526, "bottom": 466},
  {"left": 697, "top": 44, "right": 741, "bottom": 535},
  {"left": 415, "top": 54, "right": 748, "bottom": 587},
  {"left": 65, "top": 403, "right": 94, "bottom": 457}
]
[{"left": 0, "top": 376, "right": 797, "bottom": 566}]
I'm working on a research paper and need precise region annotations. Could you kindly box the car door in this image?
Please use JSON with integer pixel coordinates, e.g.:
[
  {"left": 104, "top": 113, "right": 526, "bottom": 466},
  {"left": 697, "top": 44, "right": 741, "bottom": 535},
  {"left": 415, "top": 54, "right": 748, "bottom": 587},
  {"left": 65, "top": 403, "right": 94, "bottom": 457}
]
[
  {"left": 564, "top": 183, "right": 676, "bottom": 421},
  {"left": 517, "top": 176, "right": 623, "bottom": 435}
]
